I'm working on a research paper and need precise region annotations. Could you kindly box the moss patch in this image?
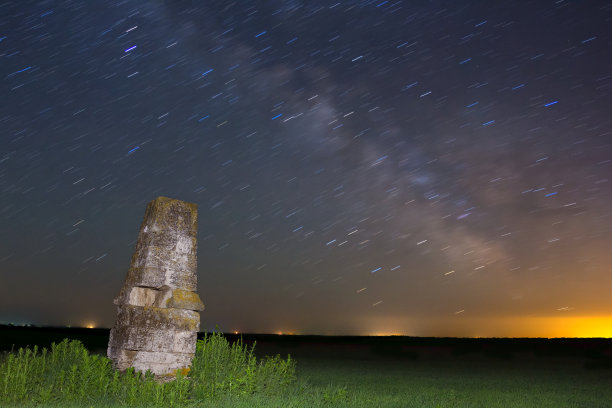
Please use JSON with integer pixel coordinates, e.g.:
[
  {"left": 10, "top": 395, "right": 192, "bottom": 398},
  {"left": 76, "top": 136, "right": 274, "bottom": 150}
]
[{"left": 166, "top": 289, "right": 204, "bottom": 311}]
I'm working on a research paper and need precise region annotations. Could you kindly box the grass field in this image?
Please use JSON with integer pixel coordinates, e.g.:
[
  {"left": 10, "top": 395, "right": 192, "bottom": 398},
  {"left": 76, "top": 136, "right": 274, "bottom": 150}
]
[
  {"left": 293, "top": 354, "right": 612, "bottom": 407},
  {"left": 1, "top": 326, "right": 611, "bottom": 407}
]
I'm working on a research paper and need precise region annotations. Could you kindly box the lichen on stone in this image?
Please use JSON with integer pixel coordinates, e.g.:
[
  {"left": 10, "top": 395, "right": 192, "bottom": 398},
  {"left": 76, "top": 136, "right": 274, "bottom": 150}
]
[{"left": 166, "top": 288, "right": 205, "bottom": 311}]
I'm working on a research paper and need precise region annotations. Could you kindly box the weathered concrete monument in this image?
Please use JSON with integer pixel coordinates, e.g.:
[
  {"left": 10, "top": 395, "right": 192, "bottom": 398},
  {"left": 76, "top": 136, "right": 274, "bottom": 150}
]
[{"left": 107, "top": 196, "right": 204, "bottom": 376}]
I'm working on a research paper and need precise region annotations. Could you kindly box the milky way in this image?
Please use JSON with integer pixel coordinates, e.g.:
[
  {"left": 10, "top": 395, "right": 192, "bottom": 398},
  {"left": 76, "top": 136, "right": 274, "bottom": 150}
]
[{"left": 1, "top": 1, "right": 611, "bottom": 336}]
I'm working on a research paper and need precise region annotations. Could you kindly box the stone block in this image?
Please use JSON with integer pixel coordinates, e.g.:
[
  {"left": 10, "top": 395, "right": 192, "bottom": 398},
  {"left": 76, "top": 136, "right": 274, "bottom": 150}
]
[
  {"left": 118, "top": 248, "right": 197, "bottom": 293},
  {"left": 112, "top": 304, "right": 200, "bottom": 333},
  {"left": 115, "top": 284, "right": 204, "bottom": 310},
  {"left": 108, "top": 325, "right": 197, "bottom": 354},
  {"left": 108, "top": 348, "right": 195, "bottom": 375}
]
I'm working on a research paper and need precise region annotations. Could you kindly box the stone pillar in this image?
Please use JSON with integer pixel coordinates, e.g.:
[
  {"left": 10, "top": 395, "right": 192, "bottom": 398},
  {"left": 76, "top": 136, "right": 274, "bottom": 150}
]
[{"left": 107, "top": 197, "right": 204, "bottom": 377}]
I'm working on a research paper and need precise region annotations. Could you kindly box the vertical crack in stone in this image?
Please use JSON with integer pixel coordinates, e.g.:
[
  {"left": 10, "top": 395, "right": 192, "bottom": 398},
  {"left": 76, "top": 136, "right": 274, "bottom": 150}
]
[{"left": 107, "top": 197, "right": 204, "bottom": 377}]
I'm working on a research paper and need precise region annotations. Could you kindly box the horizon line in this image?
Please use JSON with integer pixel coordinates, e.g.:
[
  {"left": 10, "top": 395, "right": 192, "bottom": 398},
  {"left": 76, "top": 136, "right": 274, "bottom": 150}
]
[{"left": 1, "top": 324, "right": 610, "bottom": 340}]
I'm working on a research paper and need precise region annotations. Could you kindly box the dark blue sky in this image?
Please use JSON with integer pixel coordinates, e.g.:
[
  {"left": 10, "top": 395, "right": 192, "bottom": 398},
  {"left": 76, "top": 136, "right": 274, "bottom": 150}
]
[{"left": 1, "top": 0, "right": 611, "bottom": 337}]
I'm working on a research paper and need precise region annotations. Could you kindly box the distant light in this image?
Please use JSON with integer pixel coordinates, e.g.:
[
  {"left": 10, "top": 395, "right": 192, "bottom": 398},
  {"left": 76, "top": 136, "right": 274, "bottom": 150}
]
[{"left": 85, "top": 324, "right": 95, "bottom": 329}]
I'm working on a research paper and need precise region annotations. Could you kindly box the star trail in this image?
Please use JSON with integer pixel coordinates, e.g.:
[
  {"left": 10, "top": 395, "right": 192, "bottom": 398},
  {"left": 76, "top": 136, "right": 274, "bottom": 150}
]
[{"left": 1, "top": 0, "right": 611, "bottom": 337}]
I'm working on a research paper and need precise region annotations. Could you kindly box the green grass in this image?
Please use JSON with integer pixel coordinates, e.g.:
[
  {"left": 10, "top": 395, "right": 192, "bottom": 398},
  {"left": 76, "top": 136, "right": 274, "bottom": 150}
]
[
  {"left": 1, "top": 334, "right": 610, "bottom": 407},
  {"left": 293, "top": 355, "right": 612, "bottom": 408},
  {"left": 0, "top": 332, "right": 306, "bottom": 407}
]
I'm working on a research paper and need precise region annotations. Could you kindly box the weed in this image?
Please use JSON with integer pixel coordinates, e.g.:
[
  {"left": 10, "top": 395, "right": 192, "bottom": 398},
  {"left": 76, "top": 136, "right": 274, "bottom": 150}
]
[
  {"left": 189, "top": 330, "right": 296, "bottom": 400},
  {"left": 0, "top": 333, "right": 299, "bottom": 407}
]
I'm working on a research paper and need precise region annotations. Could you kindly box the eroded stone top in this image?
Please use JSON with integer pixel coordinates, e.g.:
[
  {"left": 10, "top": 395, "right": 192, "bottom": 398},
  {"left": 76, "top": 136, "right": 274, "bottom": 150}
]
[{"left": 141, "top": 196, "right": 198, "bottom": 237}]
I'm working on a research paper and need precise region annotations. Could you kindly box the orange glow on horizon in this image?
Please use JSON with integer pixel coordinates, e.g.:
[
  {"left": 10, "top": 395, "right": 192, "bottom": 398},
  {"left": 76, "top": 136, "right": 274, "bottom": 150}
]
[
  {"left": 362, "top": 316, "right": 612, "bottom": 338},
  {"left": 275, "top": 331, "right": 296, "bottom": 335},
  {"left": 555, "top": 316, "right": 612, "bottom": 338},
  {"left": 499, "top": 316, "right": 612, "bottom": 338}
]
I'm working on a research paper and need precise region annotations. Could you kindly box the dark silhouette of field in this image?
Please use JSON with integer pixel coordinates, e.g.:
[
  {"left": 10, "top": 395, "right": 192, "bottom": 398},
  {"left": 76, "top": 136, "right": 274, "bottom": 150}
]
[{"left": 2, "top": 324, "right": 611, "bottom": 370}]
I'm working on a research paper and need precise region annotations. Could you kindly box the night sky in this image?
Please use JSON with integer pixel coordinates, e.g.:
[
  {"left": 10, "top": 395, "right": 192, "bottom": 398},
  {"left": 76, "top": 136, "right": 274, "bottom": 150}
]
[{"left": 2, "top": 1, "right": 611, "bottom": 337}]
